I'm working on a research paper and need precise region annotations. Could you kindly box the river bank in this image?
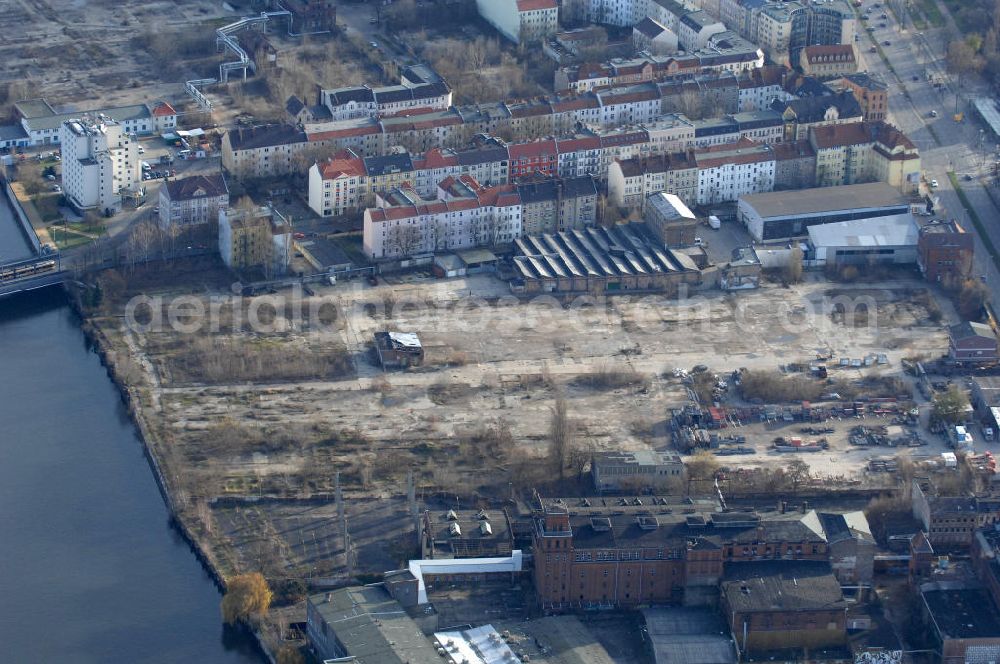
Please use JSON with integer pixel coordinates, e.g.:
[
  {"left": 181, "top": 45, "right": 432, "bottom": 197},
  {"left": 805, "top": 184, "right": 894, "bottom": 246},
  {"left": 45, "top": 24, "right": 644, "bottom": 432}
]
[
  {"left": 0, "top": 288, "right": 267, "bottom": 663},
  {"left": 67, "top": 288, "right": 282, "bottom": 663}
]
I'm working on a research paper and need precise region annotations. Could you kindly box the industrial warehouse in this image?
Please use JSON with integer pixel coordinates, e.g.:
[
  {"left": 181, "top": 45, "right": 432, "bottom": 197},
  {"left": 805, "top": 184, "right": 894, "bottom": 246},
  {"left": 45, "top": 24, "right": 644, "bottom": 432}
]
[
  {"left": 511, "top": 224, "right": 701, "bottom": 295},
  {"left": 738, "top": 183, "right": 914, "bottom": 242}
]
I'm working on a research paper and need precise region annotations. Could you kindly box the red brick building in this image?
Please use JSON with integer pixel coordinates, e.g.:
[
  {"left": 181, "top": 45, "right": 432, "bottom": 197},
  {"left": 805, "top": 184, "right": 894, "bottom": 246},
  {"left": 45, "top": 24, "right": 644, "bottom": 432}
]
[
  {"left": 721, "top": 561, "right": 848, "bottom": 654},
  {"left": 509, "top": 139, "right": 559, "bottom": 180},
  {"left": 531, "top": 503, "right": 829, "bottom": 610},
  {"left": 918, "top": 219, "right": 974, "bottom": 285},
  {"left": 834, "top": 73, "right": 889, "bottom": 123},
  {"left": 949, "top": 322, "right": 999, "bottom": 364}
]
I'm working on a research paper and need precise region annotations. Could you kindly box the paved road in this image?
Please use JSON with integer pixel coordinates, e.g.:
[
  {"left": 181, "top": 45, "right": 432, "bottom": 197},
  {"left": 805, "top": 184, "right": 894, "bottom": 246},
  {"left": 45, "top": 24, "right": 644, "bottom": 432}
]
[{"left": 857, "top": 1, "right": 1000, "bottom": 308}]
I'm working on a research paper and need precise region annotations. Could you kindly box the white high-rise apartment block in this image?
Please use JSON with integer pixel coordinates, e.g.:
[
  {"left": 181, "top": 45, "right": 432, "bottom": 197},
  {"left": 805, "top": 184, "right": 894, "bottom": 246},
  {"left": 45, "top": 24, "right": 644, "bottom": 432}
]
[{"left": 59, "top": 117, "right": 141, "bottom": 212}]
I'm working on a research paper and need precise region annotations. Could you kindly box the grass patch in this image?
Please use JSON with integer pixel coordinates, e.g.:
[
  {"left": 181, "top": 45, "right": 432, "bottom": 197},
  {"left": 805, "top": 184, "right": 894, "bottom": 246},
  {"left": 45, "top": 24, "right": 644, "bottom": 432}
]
[
  {"left": 50, "top": 228, "right": 93, "bottom": 250},
  {"left": 64, "top": 220, "right": 105, "bottom": 236},
  {"left": 948, "top": 171, "right": 1000, "bottom": 271},
  {"left": 159, "top": 336, "right": 354, "bottom": 384}
]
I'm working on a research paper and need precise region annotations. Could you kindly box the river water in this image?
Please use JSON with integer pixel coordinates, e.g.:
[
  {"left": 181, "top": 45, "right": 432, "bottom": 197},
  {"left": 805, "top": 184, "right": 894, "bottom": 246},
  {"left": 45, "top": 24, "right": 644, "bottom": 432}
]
[
  {"left": 0, "top": 202, "right": 264, "bottom": 662},
  {"left": 0, "top": 194, "right": 34, "bottom": 263}
]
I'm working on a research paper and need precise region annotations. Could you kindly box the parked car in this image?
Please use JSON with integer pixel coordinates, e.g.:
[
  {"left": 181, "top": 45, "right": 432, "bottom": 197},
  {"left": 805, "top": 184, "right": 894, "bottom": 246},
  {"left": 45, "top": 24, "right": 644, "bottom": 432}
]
[{"left": 883, "top": 40, "right": 891, "bottom": 46}]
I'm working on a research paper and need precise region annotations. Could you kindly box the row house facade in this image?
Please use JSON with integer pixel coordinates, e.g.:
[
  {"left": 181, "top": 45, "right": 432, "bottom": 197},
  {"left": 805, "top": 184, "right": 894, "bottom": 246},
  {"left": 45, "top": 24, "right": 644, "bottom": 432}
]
[
  {"left": 363, "top": 180, "right": 523, "bottom": 259},
  {"left": 737, "top": 64, "right": 794, "bottom": 112},
  {"left": 222, "top": 124, "right": 310, "bottom": 179},
  {"left": 607, "top": 151, "right": 699, "bottom": 209},
  {"left": 319, "top": 81, "right": 453, "bottom": 122},
  {"left": 695, "top": 138, "right": 776, "bottom": 205},
  {"left": 555, "top": 39, "right": 764, "bottom": 93},
  {"left": 808, "top": 121, "right": 921, "bottom": 193}
]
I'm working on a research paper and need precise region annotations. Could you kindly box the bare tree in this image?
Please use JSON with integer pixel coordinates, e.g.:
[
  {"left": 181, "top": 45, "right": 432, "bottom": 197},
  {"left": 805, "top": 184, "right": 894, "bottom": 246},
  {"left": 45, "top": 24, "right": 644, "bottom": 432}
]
[
  {"left": 548, "top": 393, "right": 575, "bottom": 480},
  {"left": 386, "top": 224, "right": 423, "bottom": 257}
]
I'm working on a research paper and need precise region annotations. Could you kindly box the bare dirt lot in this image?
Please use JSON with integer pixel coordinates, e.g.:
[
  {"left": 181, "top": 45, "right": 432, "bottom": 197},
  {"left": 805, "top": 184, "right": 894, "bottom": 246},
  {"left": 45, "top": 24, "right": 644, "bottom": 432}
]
[
  {"left": 98, "top": 266, "right": 957, "bottom": 580},
  {"left": 0, "top": 0, "right": 238, "bottom": 111}
]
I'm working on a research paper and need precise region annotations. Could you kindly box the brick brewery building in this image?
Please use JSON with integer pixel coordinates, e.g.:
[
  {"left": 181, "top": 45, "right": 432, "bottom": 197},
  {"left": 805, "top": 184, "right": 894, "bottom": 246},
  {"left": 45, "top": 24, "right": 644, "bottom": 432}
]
[{"left": 532, "top": 499, "right": 835, "bottom": 610}]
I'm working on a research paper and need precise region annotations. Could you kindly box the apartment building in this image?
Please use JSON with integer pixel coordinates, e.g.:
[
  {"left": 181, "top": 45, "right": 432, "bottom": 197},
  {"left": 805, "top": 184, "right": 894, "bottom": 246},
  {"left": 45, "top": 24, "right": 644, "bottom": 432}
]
[
  {"left": 320, "top": 81, "right": 452, "bottom": 121},
  {"left": 59, "top": 117, "right": 141, "bottom": 212},
  {"left": 694, "top": 138, "right": 776, "bottom": 205},
  {"left": 476, "top": 0, "right": 558, "bottom": 44},
  {"left": 555, "top": 135, "right": 603, "bottom": 178},
  {"left": 799, "top": 44, "right": 858, "bottom": 79},
  {"left": 509, "top": 139, "right": 559, "bottom": 180},
  {"left": 304, "top": 117, "right": 383, "bottom": 157},
  {"left": 809, "top": 121, "right": 921, "bottom": 192},
  {"left": 218, "top": 205, "right": 291, "bottom": 277},
  {"left": 222, "top": 124, "right": 308, "bottom": 179},
  {"left": 772, "top": 90, "right": 863, "bottom": 140},
  {"left": 308, "top": 150, "right": 366, "bottom": 217},
  {"left": 555, "top": 42, "right": 763, "bottom": 93},
  {"left": 643, "top": 115, "right": 697, "bottom": 155},
  {"left": 772, "top": 139, "right": 816, "bottom": 190},
  {"left": 833, "top": 73, "right": 889, "bottom": 122},
  {"left": 755, "top": 1, "right": 804, "bottom": 67},
  {"left": 633, "top": 17, "right": 679, "bottom": 55},
  {"left": 597, "top": 83, "right": 663, "bottom": 127},
  {"left": 677, "top": 10, "right": 726, "bottom": 50},
  {"left": 363, "top": 178, "right": 522, "bottom": 259},
  {"left": 607, "top": 151, "right": 699, "bottom": 208},
  {"left": 515, "top": 175, "right": 599, "bottom": 235},
  {"left": 158, "top": 173, "right": 229, "bottom": 228},
  {"left": 737, "top": 64, "right": 793, "bottom": 112}
]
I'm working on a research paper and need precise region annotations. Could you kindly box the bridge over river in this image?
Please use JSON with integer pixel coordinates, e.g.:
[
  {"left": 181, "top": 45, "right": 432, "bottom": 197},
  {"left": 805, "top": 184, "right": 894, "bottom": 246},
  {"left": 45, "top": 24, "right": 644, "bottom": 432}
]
[{"left": 0, "top": 185, "right": 66, "bottom": 299}]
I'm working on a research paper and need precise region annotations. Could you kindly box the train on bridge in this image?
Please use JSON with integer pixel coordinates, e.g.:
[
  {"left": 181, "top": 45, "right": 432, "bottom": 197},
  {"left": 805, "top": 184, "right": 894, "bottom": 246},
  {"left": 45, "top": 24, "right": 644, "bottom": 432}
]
[{"left": 0, "top": 259, "right": 58, "bottom": 283}]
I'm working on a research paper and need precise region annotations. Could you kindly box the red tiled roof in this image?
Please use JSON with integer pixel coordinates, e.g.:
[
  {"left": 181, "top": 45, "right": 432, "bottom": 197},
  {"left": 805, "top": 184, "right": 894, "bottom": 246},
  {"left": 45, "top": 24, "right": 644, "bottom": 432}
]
[
  {"left": 803, "top": 44, "right": 856, "bottom": 64},
  {"left": 556, "top": 136, "right": 602, "bottom": 152},
  {"left": 307, "top": 124, "right": 381, "bottom": 141},
  {"left": 417, "top": 148, "right": 460, "bottom": 169},
  {"left": 809, "top": 122, "right": 871, "bottom": 149},
  {"left": 319, "top": 154, "right": 365, "bottom": 179},
  {"left": 599, "top": 88, "right": 659, "bottom": 104},
  {"left": 550, "top": 96, "right": 599, "bottom": 112},
  {"left": 152, "top": 101, "right": 177, "bottom": 117},
  {"left": 509, "top": 140, "right": 558, "bottom": 159},
  {"left": 517, "top": 0, "right": 557, "bottom": 11}
]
